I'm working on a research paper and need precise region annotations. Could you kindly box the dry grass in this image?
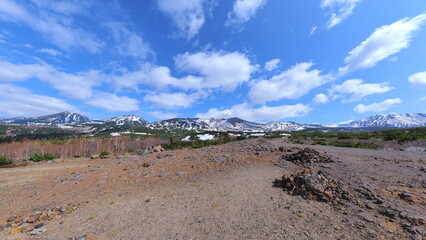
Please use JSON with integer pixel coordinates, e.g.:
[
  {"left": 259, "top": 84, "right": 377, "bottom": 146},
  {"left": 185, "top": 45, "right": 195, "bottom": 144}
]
[{"left": 0, "top": 136, "right": 168, "bottom": 160}]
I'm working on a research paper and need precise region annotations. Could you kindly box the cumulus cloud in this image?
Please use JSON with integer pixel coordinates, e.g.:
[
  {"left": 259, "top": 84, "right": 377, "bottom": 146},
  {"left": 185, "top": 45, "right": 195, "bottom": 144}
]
[
  {"left": 157, "top": 0, "right": 205, "bottom": 39},
  {"left": 0, "top": 60, "right": 141, "bottom": 112},
  {"left": 264, "top": 58, "right": 280, "bottom": 71},
  {"left": 0, "top": 0, "right": 104, "bottom": 53},
  {"left": 353, "top": 98, "right": 401, "bottom": 113},
  {"left": 143, "top": 92, "right": 201, "bottom": 110},
  {"left": 226, "top": 0, "right": 266, "bottom": 27},
  {"left": 419, "top": 96, "right": 426, "bottom": 102},
  {"left": 87, "top": 93, "right": 139, "bottom": 112},
  {"left": 329, "top": 79, "right": 394, "bottom": 102},
  {"left": 408, "top": 71, "right": 426, "bottom": 87},
  {"left": 112, "top": 51, "right": 254, "bottom": 92},
  {"left": 0, "top": 84, "right": 79, "bottom": 117},
  {"left": 339, "top": 13, "right": 426, "bottom": 75},
  {"left": 321, "top": 0, "right": 361, "bottom": 29},
  {"left": 313, "top": 93, "right": 329, "bottom": 104},
  {"left": 249, "top": 62, "right": 332, "bottom": 104},
  {"left": 0, "top": 61, "right": 102, "bottom": 100},
  {"left": 196, "top": 103, "right": 311, "bottom": 122},
  {"left": 175, "top": 51, "right": 256, "bottom": 91}
]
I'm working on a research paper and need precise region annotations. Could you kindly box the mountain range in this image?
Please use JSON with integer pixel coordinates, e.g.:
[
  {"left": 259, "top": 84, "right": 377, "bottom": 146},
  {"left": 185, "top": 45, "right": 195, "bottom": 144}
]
[{"left": 1, "top": 111, "right": 426, "bottom": 132}]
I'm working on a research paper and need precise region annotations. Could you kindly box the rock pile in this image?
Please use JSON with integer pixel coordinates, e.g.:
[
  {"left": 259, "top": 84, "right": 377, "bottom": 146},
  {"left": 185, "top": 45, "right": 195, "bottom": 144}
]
[
  {"left": 1, "top": 204, "right": 79, "bottom": 236},
  {"left": 277, "top": 170, "right": 351, "bottom": 204},
  {"left": 135, "top": 145, "right": 165, "bottom": 156},
  {"left": 283, "top": 147, "right": 333, "bottom": 165}
]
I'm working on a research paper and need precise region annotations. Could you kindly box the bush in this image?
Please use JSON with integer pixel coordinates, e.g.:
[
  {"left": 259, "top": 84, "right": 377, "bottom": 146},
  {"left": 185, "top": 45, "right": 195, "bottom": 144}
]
[
  {"left": 28, "top": 152, "right": 56, "bottom": 162},
  {"left": 0, "top": 155, "right": 13, "bottom": 166},
  {"left": 100, "top": 151, "right": 110, "bottom": 156},
  {"left": 73, "top": 154, "right": 81, "bottom": 158}
]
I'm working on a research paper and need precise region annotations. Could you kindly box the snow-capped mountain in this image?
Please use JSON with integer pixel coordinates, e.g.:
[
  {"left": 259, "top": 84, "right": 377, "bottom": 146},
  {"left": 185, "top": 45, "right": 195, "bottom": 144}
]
[
  {"left": 146, "top": 118, "right": 211, "bottom": 131},
  {"left": 0, "top": 112, "right": 89, "bottom": 125},
  {"left": 104, "top": 115, "right": 148, "bottom": 125},
  {"left": 146, "top": 118, "right": 302, "bottom": 132},
  {"left": 340, "top": 113, "right": 426, "bottom": 128},
  {"left": 263, "top": 121, "right": 305, "bottom": 131},
  {"left": 1, "top": 112, "right": 426, "bottom": 131}
]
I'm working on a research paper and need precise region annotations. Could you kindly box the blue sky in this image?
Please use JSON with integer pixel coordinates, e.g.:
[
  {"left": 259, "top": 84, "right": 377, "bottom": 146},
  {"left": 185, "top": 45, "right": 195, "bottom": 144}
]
[{"left": 0, "top": 0, "right": 425, "bottom": 123}]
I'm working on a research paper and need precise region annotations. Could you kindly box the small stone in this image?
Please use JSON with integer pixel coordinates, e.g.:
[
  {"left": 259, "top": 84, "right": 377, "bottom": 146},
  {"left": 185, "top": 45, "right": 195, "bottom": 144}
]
[
  {"left": 176, "top": 171, "right": 186, "bottom": 176},
  {"left": 35, "top": 222, "right": 44, "bottom": 229},
  {"left": 21, "top": 225, "right": 34, "bottom": 233},
  {"left": 47, "top": 209, "right": 53, "bottom": 218},
  {"left": 23, "top": 217, "right": 30, "bottom": 223},
  {"left": 30, "top": 226, "right": 47, "bottom": 236},
  {"left": 91, "top": 155, "right": 99, "bottom": 159},
  {"left": 6, "top": 216, "right": 17, "bottom": 222},
  {"left": 9, "top": 226, "right": 23, "bottom": 234},
  {"left": 0, "top": 225, "right": 4, "bottom": 232}
]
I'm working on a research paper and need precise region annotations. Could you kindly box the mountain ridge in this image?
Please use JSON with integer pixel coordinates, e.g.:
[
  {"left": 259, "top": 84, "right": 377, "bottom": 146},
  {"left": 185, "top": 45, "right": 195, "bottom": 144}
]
[{"left": 1, "top": 112, "right": 426, "bottom": 132}]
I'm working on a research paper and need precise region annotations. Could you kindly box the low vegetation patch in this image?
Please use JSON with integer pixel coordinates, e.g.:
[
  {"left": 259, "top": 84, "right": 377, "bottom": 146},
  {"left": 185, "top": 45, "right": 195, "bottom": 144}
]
[
  {"left": 28, "top": 152, "right": 56, "bottom": 162},
  {"left": 0, "top": 154, "right": 13, "bottom": 166},
  {"left": 100, "top": 151, "right": 110, "bottom": 156}
]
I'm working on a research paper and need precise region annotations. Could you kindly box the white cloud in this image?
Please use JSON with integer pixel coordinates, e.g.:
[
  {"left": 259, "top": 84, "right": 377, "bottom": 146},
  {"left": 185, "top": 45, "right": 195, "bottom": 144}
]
[
  {"left": 196, "top": 103, "right": 311, "bottom": 122},
  {"left": 0, "top": 84, "right": 79, "bottom": 117},
  {"left": 329, "top": 79, "right": 394, "bottom": 102},
  {"left": 147, "top": 111, "right": 179, "bottom": 120},
  {"left": 157, "top": 0, "right": 205, "bottom": 39},
  {"left": 249, "top": 62, "right": 332, "bottom": 104},
  {"left": 408, "top": 71, "right": 426, "bottom": 87},
  {"left": 313, "top": 93, "right": 328, "bottom": 104},
  {"left": 38, "top": 48, "right": 61, "bottom": 56},
  {"left": 310, "top": 26, "right": 318, "bottom": 36},
  {"left": 0, "top": 61, "right": 140, "bottom": 112},
  {"left": 339, "top": 13, "right": 426, "bottom": 76},
  {"left": 226, "top": 0, "right": 266, "bottom": 27},
  {"left": 144, "top": 92, "right": 200, "bottom": 110},
  {"left": 0, "top": 0, "right": 104, "bottom": 53},
  {"left": 110, "top": 51, "right": 255, "bottom": 93},
  {"left": 353, "top": 98, "right": 401, "bottom": 113},
  {"left": 107, "top": 21, "right": 150, "bottom": 59},
  {"left": 264, "top": 58, "right": 280, "bottom": 71},
  {"left": 0, "top": 61, "right": 102, "bottom": 100},
  {"left": 419, "top": 96, "right": 426, "bottom": 102},
  {"left": 175, "top": 51, "right": 256, "bottom": 91},
  {"left": 87, "top": 93, "right": 139, "bottom": 112},
  {"left": 321, "top": 0, "right": 361, "bottom": 29}
]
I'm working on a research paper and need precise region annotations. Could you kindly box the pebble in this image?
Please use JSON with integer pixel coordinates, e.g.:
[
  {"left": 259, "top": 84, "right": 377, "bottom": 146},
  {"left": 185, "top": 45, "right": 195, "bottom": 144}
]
[
  {"left": 35, "top": 222, "right": 45, "bottom": 229},
  {"left": 176, "top": 171, "right": 186, "bottom": 176},
  {"left": 30, "top": 226, "right": 47, "bottom": 235}
]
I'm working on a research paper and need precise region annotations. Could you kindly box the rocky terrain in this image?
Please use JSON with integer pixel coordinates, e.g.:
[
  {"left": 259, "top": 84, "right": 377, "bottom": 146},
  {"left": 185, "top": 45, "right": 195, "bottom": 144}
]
[{"left": 0, "top": 138, "right": 425, "bottom": 239}]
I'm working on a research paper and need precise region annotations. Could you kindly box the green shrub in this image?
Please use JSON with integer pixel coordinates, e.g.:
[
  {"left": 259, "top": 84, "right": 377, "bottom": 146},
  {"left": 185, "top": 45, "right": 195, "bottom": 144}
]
[
  {"left": 0, "top": 155, "right": 13, "bottom": 166},
  {"left": 73, "top": 154, "right": 81, "bottom": 158},
  {"left": 100, "top": 151, "right": 110, "bottom": 156},
  {"left": 28, "top": 152, "right": 56, "bottom": 162}
]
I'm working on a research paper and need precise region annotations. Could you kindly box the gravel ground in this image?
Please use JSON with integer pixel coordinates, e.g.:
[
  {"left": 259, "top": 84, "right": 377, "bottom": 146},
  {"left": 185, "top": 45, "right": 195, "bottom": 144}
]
[{"left": 0, "top": 138, "right": 425, "bottom": 239}]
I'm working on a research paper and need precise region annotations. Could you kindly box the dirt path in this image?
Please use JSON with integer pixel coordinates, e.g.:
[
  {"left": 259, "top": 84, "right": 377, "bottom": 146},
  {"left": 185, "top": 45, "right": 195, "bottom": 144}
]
[{"left": 26, "top": 163, "right": 366, "bottom": 240}]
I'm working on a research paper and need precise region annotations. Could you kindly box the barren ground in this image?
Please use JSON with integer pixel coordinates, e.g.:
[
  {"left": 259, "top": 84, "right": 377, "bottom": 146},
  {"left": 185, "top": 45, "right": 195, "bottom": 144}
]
[{"left": 0, "top": 138, "right": 425, "bottom": 239}]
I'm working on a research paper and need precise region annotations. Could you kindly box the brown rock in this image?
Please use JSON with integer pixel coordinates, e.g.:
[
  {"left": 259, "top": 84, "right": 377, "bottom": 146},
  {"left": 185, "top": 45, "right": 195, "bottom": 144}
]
[
  {"left": 153, "top": 145, "right": 164, "bottom": 152},
  {"left": 21, "top": 225, "right": 34, "bottom": 233},
  {"left": 9, "top": 226, "right": 23, "bottom": 234}
]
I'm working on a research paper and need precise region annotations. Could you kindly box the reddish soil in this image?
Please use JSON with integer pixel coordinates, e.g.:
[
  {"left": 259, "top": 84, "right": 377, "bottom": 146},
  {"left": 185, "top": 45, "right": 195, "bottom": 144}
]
[{"left": 0, "top": 138, "right": 425, "bottom": 239}]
